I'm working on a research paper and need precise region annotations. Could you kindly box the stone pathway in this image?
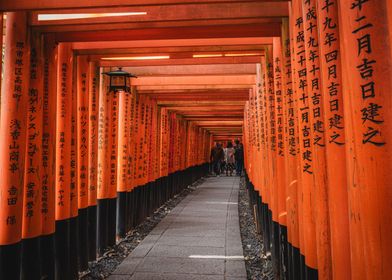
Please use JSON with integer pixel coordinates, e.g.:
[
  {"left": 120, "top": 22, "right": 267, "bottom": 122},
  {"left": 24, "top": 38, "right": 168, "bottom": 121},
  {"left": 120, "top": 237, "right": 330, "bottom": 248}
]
[{"left": 108, "top": 176, "right": 246, "bottom": 280}]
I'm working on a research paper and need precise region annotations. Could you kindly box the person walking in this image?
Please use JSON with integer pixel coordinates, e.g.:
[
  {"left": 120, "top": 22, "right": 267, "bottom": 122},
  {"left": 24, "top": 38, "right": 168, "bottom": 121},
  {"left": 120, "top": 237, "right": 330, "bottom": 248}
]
[
  {"left": 210, "top": 143, "right": 224, "bottom": 176},
  {"left": 224, "top": 141, "right": 235, "bottom": 176},
  {"left": 234, "top": 140, "right": 244, "bottom": 176}
]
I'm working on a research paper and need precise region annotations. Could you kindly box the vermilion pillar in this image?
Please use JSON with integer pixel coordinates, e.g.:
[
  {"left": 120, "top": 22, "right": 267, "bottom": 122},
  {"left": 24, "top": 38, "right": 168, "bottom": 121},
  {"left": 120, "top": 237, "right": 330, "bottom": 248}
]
[
  {"left": 127, "top": 93, "right": 136, "bottom": 229},
  {"left": 41, "top": 34, "right": 57, "bottom": 280},
  {"left": 273, "top": 37, "right": 289, "bottom": 279},
  {"left": 117, "top": 90, "right": 129, "bottom": 238},
  {"left": 291, "top": 0, "right": 317, "bottom": 277},
  {"left": 338, "top": 1, "right": 392, "bottom": 279},
  {"left": 0, "top": 12, "right": 29, "bottom": 280},
  {"left": 316, "top": 1, "right": 351, "bottom": 279},
  {"left": 69, "top": 50, "right": 78, "bottom": 280},
  {"left": 76, "top": 55, "right": 89, "bottom": 271},
  {"left": 260, "top": 56, "right": 273, "bottom": 254},
  {"left": 256, "top": 63, "right": 268, "bottom": 239},
  {"left": 97, "top": 70, "right": 110, "bottom": 255},
  {"left": 159, "top": 108, "right": 169, "bottom": 203},
  {"left": 21, "top": 31, "right": 43, "bottom": 280},
  {"left": 87, "top": 61, "right": 99, "bottom": 261},
  {"left": 108, "top": 90, "right": 119, "bottom": 246},
  {"left": 301, "top": 0, "right": 332, "bottom": 278},
  {"left": 281, "top": 17, "right": 301, "bottom": 280},
  {"left": 131, "top": 94, "right": 141, "bottom": 225},
  {"left": 266, "top": 45, "right": 281, "bottom": 276},
  {"left": 54, "top": 43, "right": 73, "bottom": 280}
]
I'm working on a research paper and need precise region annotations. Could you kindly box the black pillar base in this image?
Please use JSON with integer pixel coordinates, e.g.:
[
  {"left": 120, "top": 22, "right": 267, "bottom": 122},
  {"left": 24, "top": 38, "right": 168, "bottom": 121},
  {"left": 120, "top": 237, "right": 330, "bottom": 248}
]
[
  {"left": 300, "top": 253, "right": 306, "bottom": 280},
  {"left": 69, "top": 216, "right": 79, "bottom": 280},
  {"left": 306, "top": 265, "right": 318, "bottom": 280},
  {"left": 107, "top": 198, "right": 117, "bottom": 247},
  {"left": 116, "top": 192, "right": 127, "bottom": 239},
  {"left": 78, "top": 208, "right": 89, "bottom": 271},
  {"left": 97, "top": 199, "right": 108, "bottom": 256},
  {"left": 292, "top": 245, "right": 301, "bottom": 280},
  {"left": 41, "top": 233, "right": 55, "bottom": 280},
  {"left": 87, "top": 205, "right": 97, "bottom": 261},
  {"left": 55, "top": 219, "right": 70, "bottom": 280},
  {"left": 279, "top": 225, "right": 289, "bottom": 280},
  {"left": 0, "top": 242, "right": 21, "bottom": 279},
  {"left": 271, "top": 221, "right": 280, "bottom": 278},
  {"left": 21, "top": 236, "right": 41, "bottom": 280}
]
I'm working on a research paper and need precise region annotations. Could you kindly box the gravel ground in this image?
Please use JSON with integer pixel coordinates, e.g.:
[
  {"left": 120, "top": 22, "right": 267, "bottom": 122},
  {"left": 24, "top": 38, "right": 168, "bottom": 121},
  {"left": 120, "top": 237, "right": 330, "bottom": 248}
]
[
  {"left": 238, "top": 177, "right": 275, "bottom": 280},
  {"left": 81, "top": 178, "right": 205, "bottom": 279}
]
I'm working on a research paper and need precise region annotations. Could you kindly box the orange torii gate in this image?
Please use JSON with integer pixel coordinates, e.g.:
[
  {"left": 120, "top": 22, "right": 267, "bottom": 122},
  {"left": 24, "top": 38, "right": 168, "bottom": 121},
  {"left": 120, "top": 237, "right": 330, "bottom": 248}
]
[
  {"left": 243, "top": 1, "right": 392, "bottom": 280},
  {"left": 0, "top": 1, "right": 391, "bottom": 280}
]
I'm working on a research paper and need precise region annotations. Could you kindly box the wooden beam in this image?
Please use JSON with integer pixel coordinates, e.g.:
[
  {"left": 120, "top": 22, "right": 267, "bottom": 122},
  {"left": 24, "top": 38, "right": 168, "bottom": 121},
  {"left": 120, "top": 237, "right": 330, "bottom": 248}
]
[
  {"left": 184, "top": 117, "right": 243, "bottom": 121},
  {"left": 100, "top": 56, "right": 262, "bottom": 67},
  {"left": 158, "top": 101, "right": 245, "bottom": 107},
  {"left": 93, "top": 50, "right": 263, "bottom": 60},
  {"left": 34, "top": 18, "right": 282, "bottom": 33},
  {"left": 118, "top": 64, "right": 257, "bottom": 76},
  {"left": 153, "top": 96, "right": 247, "bottom": 101},
  {"left": 77, "top": 45, "right": 266, "bottom": 56},
  {"left": 72, "top": 38, "right": 273, "bottom": 50},
  {"left": 31, "top": 2, "right": 288, "bottom": 26},
  {"left": 0, "top": 0, "right": 289, "bottom": 11},
  {"left": 131, "top": 75, "right": 255, "bottom": 86},
  {"left": 137, "top": 85, "right": 252, "bottom": 91},
  {"left": 53, "top": 24, "right": 281, "bottom": 42}
]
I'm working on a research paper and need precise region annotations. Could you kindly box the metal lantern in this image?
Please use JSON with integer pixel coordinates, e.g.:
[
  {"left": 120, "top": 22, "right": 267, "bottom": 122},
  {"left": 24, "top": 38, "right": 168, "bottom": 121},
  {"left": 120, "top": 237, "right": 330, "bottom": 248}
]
[{"left": 102, "top": 67, "right": 137, "bottom": 92}]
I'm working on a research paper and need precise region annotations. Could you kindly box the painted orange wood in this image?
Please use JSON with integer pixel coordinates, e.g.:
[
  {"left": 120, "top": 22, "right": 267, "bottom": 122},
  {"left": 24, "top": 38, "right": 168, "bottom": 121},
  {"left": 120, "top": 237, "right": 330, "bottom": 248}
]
[
  {"left": 42, "top": 35, "right": 57, "bottom": 235},
  {"left": 97, "top": 73, "right": 111, "bottom": 200},
  {"left": 281, "top": 17, "right": 300, "bottom": 251},
  {"left": 22, "top": 32, "right": 43, "bottom": 239},
  {"left": 55, "top": 43, "right": 73, "bottom": 221},
  {"left": 316, "top": 0, "right": 351, "bottom": 279},
  {"left": 338, "top": 0, "right": 392, "bottom": 278},
  {"left": 76, "top": 55, "right": 90, "bottom": 210},
  {"left": 301, "top": 0, "right": 332, "bottom": 277},
  {"left": 291, "top": 0, "right": 317, "bottom": 270},
  {"left": 88, "top": 61, "right": 99, "bottom": 207},
  {"left": 0, "top": 12, "right": 29, "bottom": 245},
  {"left": 108, "top": 91, "right": 118, "bottom": 199},
  {"left": 273, "top": 37, "right": 287, "bottom": 227},
  {"left": 117, "top": 90, "right": 129, "bottom": 193}
]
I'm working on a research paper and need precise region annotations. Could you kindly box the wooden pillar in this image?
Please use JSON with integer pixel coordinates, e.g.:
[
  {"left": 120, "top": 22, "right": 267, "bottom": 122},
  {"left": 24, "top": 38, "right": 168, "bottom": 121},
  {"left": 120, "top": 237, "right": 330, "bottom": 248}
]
[
  {"left": 315, "top": 1, "right": 351, "bottom": 279},
  {"left": 301, "top": 0, "right": 332, "bottom": 278},
  {"left": 255, "top": 63, "right": 267, "bottom": 241},
  {"left": 69, "top": 49, "right": 79, "bottom": 280},
  {"left": 281, "top": 17, "right": 301, "bottom": 280},
  {"left": 107, "top": 90, "right": 118, "bottom": 246},
  {"left": 0, "top": 11, "right": 29, "bottom": 279},
  {"left": 97, "top": 69, "right": 110, "bottom": 256},
  {"left": 260, "top": 55, "right": 273, "bottom": 254},
  {"left": 76, "top": 55, "right": 89, "bottom": 271},
  {"left": 20, "top": 30, "right": 43, "bottom": 280},
  {"left": 41, "top": 34, "right": 57, "bottom": 280},
  {"left": 87, "top": 61, "right": 99, "bottom": 261},
  {"left": 291, "top": 1, "right": 318, "bottom": 277},
  {"left": 0, "top": 12, "right": 3, "bottom": 96},
  {"left": 273, "top": 36, "right": 289, "bottom": 279},
  {"left": 127, "top": 93, "right": 136, "bottom": 230},
  {"left": 54, "top": 42, "right": 73, "bottom": 280},
  {"left": 338, "top": 1, "right": 392, "bottom": 279},
  {"left": 116, "top": 90, "right": 129, "bottom": 239},
  {"left": 133, "top": 93, "right": 143, "bottom": 224}
]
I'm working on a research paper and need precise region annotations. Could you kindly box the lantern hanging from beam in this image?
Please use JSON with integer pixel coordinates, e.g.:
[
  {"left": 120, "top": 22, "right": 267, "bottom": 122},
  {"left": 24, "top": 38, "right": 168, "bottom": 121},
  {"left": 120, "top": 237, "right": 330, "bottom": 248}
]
[{"left": 102, "top": 67, "right": 137, "bottom": 92}]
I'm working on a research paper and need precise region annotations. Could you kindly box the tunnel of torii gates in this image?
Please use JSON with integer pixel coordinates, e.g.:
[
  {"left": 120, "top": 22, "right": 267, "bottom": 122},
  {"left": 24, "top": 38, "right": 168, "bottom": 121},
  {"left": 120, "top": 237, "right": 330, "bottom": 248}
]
[{"left": 0, "top": 0, "right": 391, "bottom": 280}]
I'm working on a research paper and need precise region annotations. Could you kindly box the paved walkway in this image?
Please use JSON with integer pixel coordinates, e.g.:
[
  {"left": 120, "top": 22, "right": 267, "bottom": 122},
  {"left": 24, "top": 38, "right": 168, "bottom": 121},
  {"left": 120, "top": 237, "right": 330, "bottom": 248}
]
[{"left": 108, "top": 176, "right": 247, "bottom": 280}]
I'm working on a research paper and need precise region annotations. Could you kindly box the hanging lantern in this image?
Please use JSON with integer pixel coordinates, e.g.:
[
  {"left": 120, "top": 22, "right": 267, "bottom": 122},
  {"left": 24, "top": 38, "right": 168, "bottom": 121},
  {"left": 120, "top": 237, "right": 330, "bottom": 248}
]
[{"left": 102, "top": 67, "right": 137, "bottom": 92}]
